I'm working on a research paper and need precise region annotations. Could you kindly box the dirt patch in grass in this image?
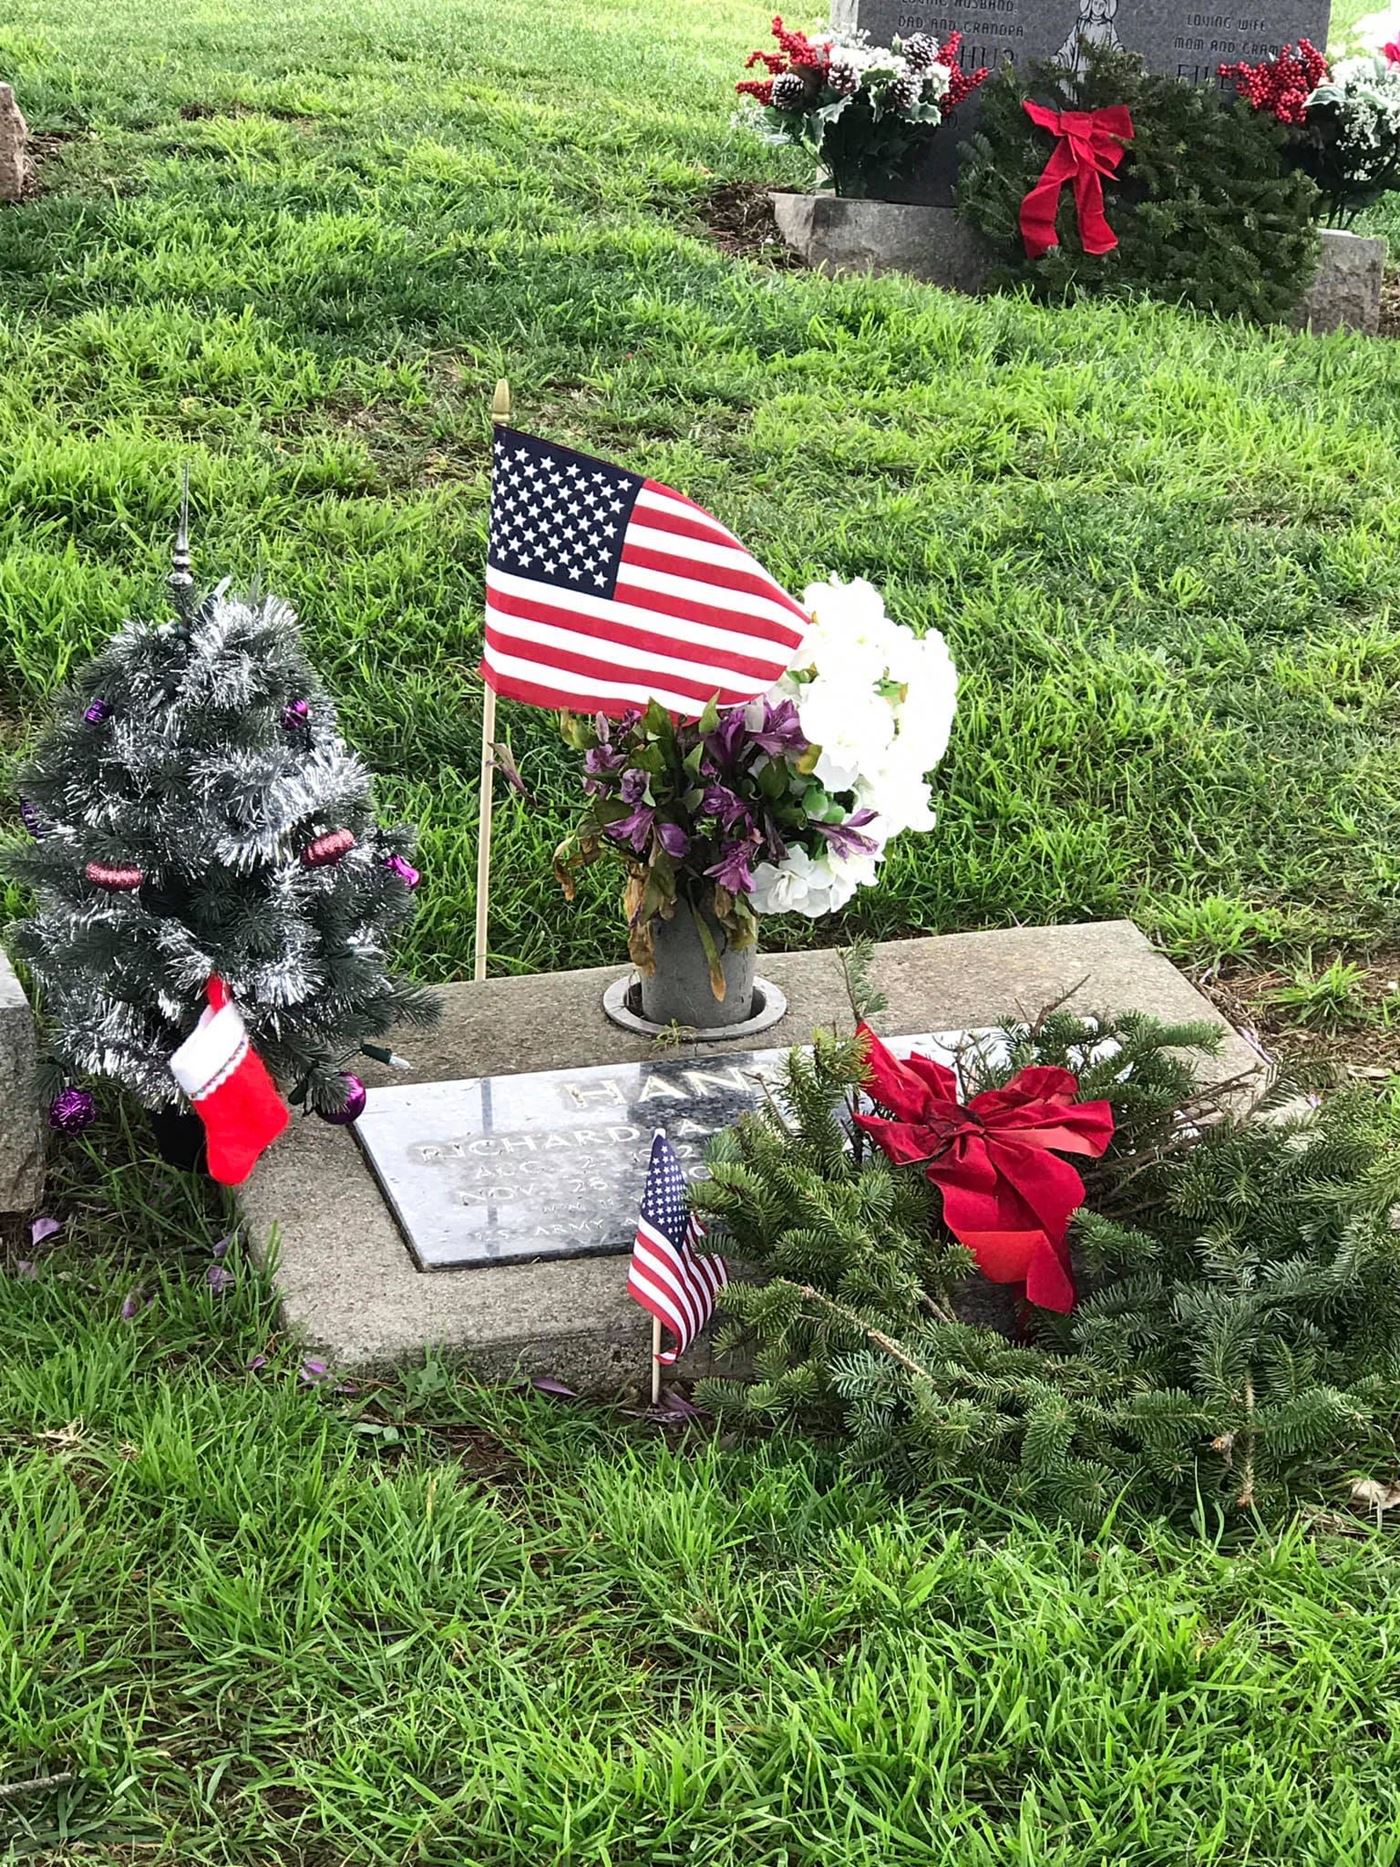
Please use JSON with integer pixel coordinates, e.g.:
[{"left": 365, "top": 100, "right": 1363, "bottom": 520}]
[
  {"left": 1200, "top": 948, "right": 1400, "bottom": 1083},
  {"left": 694, "top": 180, "right": 801, "bottom": 268},
  {"left": 16, "top": 129, "right": 84, "bottom": 200},
  {"left": 1379, "top": 273, "right": 1400, "bottom": 337},
  {"left": 179, "top": 100, "right": 316, "bottom": 126}
]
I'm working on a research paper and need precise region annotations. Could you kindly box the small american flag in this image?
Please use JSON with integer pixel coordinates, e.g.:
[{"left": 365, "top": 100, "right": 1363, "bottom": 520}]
[
  {"left": 482, "top": 427, "right": 810, "bottom": 720},
  {"left": 627, "top": 1131, "right": 729, "bottom": 1365}
]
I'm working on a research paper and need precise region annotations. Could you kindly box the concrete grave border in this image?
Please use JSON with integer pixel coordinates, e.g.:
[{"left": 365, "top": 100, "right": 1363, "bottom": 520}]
[{"left": 238, "top": 921, "right": 1262, "bottom": 1390}]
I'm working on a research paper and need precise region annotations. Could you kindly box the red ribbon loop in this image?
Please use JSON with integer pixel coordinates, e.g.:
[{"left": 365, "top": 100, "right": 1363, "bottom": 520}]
[
  {"left": 1018, "top": 101, "right": 1134, "bottom": 261},
  {"left": 853, "top": 1022, "right": 1115, "bottom": 1314}
]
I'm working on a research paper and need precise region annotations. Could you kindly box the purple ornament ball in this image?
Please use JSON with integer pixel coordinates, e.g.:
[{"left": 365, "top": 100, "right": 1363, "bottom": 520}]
[
  {"left": 50, "top": 1087, "right": 97, "bottom": 1137},
  {"left": 84, "top": 698, "right": 112, "bottom": 726},
  {"left": 317, "top": 1073, "right": 367, "bottom": 1126},
  {"left": 282, "top": 697, "right": 311, "bottom": 730},
  {"left": 19, "top": 798, "right": 46, "bottom": 840}
]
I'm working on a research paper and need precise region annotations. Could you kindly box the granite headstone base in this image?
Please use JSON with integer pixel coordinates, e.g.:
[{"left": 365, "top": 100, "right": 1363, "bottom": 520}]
[
  {"left": 1293, "top": 228, "right": 1386, "bottom": 336},
  {"left": 771, "top": 192, "right": 993, "bottom": 293},
  {"left": 237, "top": 922, "right": 1263, "bottom": 1392}
]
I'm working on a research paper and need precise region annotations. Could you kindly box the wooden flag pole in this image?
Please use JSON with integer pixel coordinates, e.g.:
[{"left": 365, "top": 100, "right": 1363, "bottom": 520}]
[
  {"left": 474, "top": 377, "right": 511, "bottom": 983},
  {"left": 651, "top": 1318, "right": 662, "bottom": 1407}
]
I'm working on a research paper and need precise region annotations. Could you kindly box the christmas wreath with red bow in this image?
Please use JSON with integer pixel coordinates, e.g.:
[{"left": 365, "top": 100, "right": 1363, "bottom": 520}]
[{"left": 956, "top": 42, "right": 1320, "bottom": 323}]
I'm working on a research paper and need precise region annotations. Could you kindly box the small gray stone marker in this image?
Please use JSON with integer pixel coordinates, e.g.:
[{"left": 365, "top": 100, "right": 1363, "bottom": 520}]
[
  {"left": 354, "top": 1030, "right": 1008, "bottom": 1270},
  {"left": 0, "top": 949, "right": 45, "bottom": 1215},
  {"left": 829, "top": 0, "right": 1331, "bottom": 201},
  {"left": 0, "top": 85, "right": 28, "bottom": 203}
]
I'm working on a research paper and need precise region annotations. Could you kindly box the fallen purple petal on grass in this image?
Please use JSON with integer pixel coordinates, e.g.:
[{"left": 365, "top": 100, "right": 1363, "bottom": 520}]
[
  {"left": 15, "top": 1260, "right": 36, "bottom": 1280},
  {"left": 30, "top": 1216, "right": 62, "bottom": 1248},
  {"left": 120, "top": 1290, "right": 145, "bottom": 1320},
  {"left": 205, "top": 1263, "right": 235, "bottom": 1295},
  {"left": 333, "top": 1381, "right": 359, "bottom": 1396},
  {"left": 246, "top": 1353, "right": 268, "bottom": 1373},
  {"left": 211, "top": 1233, "right": 236, "bottom": 1261},
  {"left": 300, "top": 1357, "right": 329, "bottom": 1383},
  {"left": 526, "top": 1376, "right": 578, "bottom": 1399}
]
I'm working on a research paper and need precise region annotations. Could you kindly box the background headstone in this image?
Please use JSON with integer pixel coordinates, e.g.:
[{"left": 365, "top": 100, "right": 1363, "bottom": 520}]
[
  {"left": 0, "top": 950, "right": 45, "bottom": 1214},
  {"left": 829, "top": 0, "right": 1332, "bottom": 202},
  {"left": 0, "top": 84, "right": 28, "bottom": 203}
]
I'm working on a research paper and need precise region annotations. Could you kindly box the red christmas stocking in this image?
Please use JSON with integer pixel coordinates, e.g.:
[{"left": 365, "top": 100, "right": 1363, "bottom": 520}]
[{"left": 170, "top": 976, "right": 290, "bottom": 1186}]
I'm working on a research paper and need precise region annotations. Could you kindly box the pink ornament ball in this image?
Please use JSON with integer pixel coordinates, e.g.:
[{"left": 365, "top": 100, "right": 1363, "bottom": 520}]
[
  {"left": 385, "top": 853, "right": 420, "bottom": 889},
  {"left": 317, "top": 1073, "right": 367, "bottom": 1125}
]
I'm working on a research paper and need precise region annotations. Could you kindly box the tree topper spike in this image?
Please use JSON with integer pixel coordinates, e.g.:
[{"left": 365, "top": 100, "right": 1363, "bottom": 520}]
[
  {"left": 169, "top": 464, "right": 196, "bottom": 621},
  {"left": 491, "top": 379, "right": 511, "bottom": 424}
]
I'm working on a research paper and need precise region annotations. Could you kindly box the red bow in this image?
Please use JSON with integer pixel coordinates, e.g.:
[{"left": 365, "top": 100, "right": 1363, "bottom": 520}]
[
  {"left": 1019, "top": 102, "right": 1134, "bottom": 261},
  {"left": 852, "top": 1023, "right": 1115, "bottom": 1313}
]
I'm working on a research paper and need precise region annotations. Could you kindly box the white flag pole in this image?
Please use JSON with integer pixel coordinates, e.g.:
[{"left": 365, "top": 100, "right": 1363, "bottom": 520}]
[
  {"left": 474, "top": 378, "right": 511, "bottom": 983},
  {"left": 651, "top": 1317, "right": 663, "bottom": 1407}
]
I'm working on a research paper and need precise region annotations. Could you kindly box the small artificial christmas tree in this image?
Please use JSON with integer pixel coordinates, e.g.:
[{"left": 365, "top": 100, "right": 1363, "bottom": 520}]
[{"left": 5, "top": 491, "right": 435, "bottom": 1133}]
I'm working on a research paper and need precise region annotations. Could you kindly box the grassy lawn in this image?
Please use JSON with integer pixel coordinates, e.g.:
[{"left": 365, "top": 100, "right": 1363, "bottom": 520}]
[{"left": 4, "top": 0, "right": 1400, "bottom": 1859}]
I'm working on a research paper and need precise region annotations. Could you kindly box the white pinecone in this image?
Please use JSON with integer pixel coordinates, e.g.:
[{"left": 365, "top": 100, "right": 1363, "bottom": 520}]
[
  {"left": 828, "top": 59, "right": 861, "bottom": 98},
  {"left": 886, "top": 70, "right": 925, "bottom": 112},
  {"left": 772, "top": 69, "right": 808, "bottom": 109},
  {"left": 900, "top": 31, "right": 938, "bottom": 72}
]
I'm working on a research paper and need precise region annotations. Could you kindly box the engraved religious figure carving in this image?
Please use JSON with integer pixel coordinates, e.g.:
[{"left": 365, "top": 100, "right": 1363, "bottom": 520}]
[{"left": 1055, "top": 0, "right": 1125, "bottom": 74}]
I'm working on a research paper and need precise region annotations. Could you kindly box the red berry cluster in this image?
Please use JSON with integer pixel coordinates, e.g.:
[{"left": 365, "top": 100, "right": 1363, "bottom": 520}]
[
  {"left": 1219, "top": 38, "right": 1329, "bottom": 125},
  {"left": 936, "top": 32, "right": 991, "bottom": 108},
  {"left": 736, "top": 15, "right": 832, "bottom": 104}
]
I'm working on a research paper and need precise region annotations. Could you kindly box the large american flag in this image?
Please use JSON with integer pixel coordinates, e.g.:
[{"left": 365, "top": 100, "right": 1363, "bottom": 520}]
[
  {"left": 627, "top": 1131, "right": 729, "bottom": 1365},
  {"left": 482, "top": 427, "right": 810, "bottom": 720}
]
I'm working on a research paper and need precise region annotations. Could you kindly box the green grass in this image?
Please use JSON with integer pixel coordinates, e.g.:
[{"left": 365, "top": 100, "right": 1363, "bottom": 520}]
[
  {"left": 6, "top": 1134, "right": 1400, "bottom": 1864},
  {"left": 6, "top": 2, "right": 1400, "bottom": 1858},
  {"left": 4, "top": 0, "right": 1400, "bottom": 975}
]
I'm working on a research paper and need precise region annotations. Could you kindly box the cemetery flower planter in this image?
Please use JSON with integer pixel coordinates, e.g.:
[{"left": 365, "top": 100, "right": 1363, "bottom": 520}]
[
  {"left": 1293, "top": 226, "right": 1386, "bottom": 334},
  {"left": 771, "top": 190, "right": 992, "bottom": 293},
  {"left": 639, "top": 890, "right": 757, "bottom": 1031}
]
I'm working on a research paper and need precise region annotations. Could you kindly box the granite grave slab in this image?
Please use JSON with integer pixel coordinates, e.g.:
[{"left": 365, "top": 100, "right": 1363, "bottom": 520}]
[
  {"left": 829, "top": 0, "right": 1331, "bottom": 202},
  {"left": 355, "top": 1030, "right": 1025, "bottom": 1270}
]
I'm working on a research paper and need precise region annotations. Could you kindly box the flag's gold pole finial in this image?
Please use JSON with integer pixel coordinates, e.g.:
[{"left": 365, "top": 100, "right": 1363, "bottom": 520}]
[{"left": 491, "top": 378, "right": 511, "bottom": 424}]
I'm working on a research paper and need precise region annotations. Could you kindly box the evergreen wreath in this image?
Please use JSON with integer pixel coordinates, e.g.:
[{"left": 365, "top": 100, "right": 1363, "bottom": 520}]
[
  {"left": 956, "top": 42, "right": 1321, "bottom": 322},
  {"left": 693, "top": 952, "right": 1400, "bottom": 1526}
]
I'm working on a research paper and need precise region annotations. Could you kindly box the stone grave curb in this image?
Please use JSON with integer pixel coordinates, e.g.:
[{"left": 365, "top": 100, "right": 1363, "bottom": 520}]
[
  {"left": 238, "top": 920, "right": 1263, "bottom": 1392},
  {"left": 0, "top": 948, "right": 44, "bottom": 1216}
]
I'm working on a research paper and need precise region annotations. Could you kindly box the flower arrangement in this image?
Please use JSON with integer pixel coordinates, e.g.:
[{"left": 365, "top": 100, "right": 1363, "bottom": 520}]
[
  {"left": 554, "top": 578, "right": 956, "bottom": 990},
  {"left": 735, "top": 15, "right": 989, "bottom": 198},
  {"left": 1222, "top": 40, "right": 1400, "bottom": 221}
]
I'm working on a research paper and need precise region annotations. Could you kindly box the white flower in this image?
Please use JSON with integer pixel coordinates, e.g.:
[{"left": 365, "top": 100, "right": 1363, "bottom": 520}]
[{"left": 749, "top": 845, "right": 836, "bottom": 917}]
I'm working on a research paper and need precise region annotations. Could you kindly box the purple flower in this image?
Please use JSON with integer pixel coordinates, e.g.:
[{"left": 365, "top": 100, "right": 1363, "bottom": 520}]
[
  {"left": 748, "top": 699, "right": 808, "bottom": 758},
  {"left": 206, "top": 1263, "right": 235, "bottom": 1296},
  {"left": 814, "top": 808, "right": 881, "bottom": 860},
  {"left": 705, "top": 709, "right": 749, "bottom": 768},
  {"left": 300, "top": 1357, "right": 329, "bottom": 1384},
  {"left": 619, "top": 768, "right": 648, "bottom": 804},
  {"left": 656, "top": 821, "right": 690, "bottom": 860},
  {"left": 583, "top": 743, "right": 625, "bottom": 782},
  {"left": 605, "top": 802, "right": 656, "bottom": 853},
  {"left": 246, "top": 1353, "right": 268, "bottom": 1373},
  {"left": 30, "top": 1217, "right": 61, "bottom": 1248},
  {"left": 120, "top": 1290, "right": 145, "bottom": 1321},
  {"left": 702, "top": 782, "right": 752, "bottom": 833},
  {"left": 706, "top": 841, "right": 757, "bottom": 894}
]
